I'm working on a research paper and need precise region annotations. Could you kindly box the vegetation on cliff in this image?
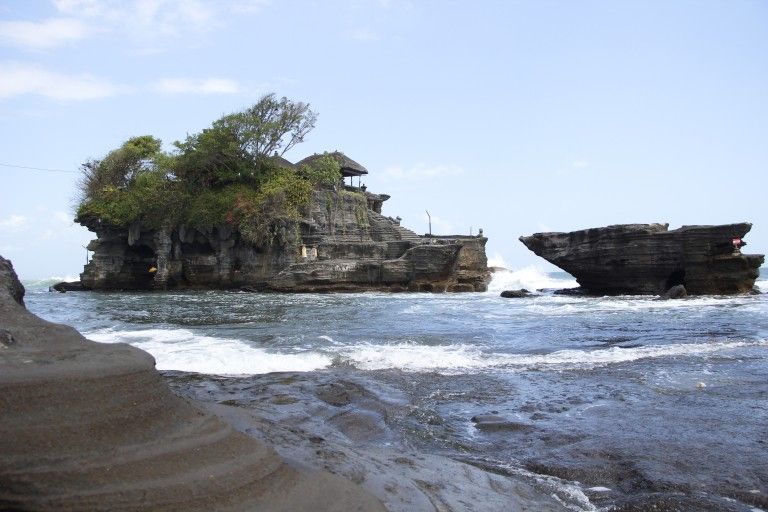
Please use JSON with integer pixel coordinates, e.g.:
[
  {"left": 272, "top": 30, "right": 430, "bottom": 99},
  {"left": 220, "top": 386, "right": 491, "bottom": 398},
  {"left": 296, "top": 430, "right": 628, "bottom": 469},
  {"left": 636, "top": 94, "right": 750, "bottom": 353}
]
[{"left": 76, "top": 94, "right": 341, "bottom": 247}]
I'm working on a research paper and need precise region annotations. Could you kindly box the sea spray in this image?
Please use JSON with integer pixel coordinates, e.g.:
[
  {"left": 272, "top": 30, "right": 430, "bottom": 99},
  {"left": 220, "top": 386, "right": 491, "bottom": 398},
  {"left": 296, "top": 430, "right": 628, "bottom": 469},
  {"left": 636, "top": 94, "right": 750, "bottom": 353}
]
[
  {"left": 487, "top": 266, "right": 577, "bottom": 293},
  {"left": 85, "top": 328, "right": 332, "bottom": 374},
  {"left": 21, "top": 276, "right": 80, "bottom": 289}
]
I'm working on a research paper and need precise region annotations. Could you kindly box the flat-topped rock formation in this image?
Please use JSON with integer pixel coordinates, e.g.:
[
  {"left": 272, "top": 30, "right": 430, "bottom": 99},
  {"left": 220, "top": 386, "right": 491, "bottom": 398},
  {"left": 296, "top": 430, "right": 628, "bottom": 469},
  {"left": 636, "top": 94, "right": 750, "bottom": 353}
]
[
  {"left": 519, "top": 223, "right": 764, "bottom": 295},
  {"left": 0, "top": 255, "right": 385, "bottom": 511},
  {"left": 80, "top": 176, "right": 489, "bottom": 293}
]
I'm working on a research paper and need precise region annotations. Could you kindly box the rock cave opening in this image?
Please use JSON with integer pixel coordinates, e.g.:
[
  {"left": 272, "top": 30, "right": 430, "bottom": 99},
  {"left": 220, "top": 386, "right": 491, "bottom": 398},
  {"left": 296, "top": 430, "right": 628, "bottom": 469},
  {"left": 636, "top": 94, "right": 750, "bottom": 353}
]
[
  {"left": 123, "top": 244, "right": 157, "bottom": 289},
  {"left": 181, "top": 241, "right": 214, "bottom": 256},
  {"left": 665, "top": 268, "right": 686, "bottom": 290}
]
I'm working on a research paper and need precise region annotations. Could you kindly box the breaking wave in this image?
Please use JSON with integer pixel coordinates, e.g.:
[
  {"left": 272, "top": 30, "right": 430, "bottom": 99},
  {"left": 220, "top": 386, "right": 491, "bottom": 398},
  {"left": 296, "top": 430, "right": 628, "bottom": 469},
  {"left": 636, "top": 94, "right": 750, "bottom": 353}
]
[
  {"left": 487, "top": 266, "right": 577, "bottom": 293},
  {"left": 83, "top": 327, "right": 766, "bottom": 375},
  {"left": 336, "top": 339, "right": 766, "bottom": 373},
  {"left": 21, "top": 276, "right": 79, "bottom": 290},
  {"left": 85, "top": 328, "right": 332, "bottom": 375}
]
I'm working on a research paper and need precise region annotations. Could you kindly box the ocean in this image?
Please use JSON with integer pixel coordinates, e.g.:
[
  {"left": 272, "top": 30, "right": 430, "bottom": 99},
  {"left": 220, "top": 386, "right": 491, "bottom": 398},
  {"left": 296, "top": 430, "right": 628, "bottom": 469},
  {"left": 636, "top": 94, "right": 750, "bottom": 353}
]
[{"left": 23, "top": 268, "right": 768, "bottom": 511}]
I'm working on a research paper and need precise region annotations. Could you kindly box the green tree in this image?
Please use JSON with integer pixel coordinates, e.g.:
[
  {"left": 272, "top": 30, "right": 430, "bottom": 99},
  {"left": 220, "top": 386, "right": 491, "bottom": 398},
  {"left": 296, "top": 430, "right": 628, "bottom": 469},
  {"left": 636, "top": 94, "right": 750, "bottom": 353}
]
[
  {"left": 173, "top": 94, "right": 317, "bottom": 189},
  {"left": 78, "top": 135, "right": 163, "bottom": 201},
  {"left": 222, "top": 93, "right": 318, "bottom": 159},
  {"left": 173, "top": 124, "right": 250, "bottom": 189},
  {"left": 298, "top": 153, "right": 342, "bottom": 187}
]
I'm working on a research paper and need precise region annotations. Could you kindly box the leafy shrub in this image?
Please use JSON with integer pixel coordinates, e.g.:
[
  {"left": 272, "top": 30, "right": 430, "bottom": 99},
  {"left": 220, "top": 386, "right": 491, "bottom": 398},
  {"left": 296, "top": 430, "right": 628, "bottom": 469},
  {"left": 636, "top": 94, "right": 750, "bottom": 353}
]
[
  {"left": 297, "top": 153, "right": 342, "bottom": 187},
  {"left": 237, "top": 168, "right": 313, "bottom": 247},
  {"left": 78, "top": 135, "right": 163, "bottom": 203},
  {"left": 76, "top": 94, "right": 324, "bottom": 248}
]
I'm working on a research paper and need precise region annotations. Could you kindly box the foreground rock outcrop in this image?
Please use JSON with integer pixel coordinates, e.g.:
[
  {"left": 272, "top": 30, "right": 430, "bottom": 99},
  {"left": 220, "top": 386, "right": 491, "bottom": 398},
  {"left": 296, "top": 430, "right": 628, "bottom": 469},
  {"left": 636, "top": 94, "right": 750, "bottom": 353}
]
[
  {"left": 0, "top": 256, "right": 384, "bottom": 511},
  {"left": 166, "top": 371, "right": 579, "bottom": 512},
  {"left": 80, "top": 186, "right": 489, "bottom": 293},
  {"left": 520, "top": 223, "right": 764, "bottom": 295}
]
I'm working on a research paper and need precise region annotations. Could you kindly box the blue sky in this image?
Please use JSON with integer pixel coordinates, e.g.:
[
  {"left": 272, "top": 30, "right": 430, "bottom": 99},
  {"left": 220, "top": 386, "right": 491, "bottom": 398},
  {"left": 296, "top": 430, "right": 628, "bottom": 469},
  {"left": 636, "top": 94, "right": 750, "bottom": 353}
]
[{"left": 1, "top": 0, "right": 766, "bottom": 278}]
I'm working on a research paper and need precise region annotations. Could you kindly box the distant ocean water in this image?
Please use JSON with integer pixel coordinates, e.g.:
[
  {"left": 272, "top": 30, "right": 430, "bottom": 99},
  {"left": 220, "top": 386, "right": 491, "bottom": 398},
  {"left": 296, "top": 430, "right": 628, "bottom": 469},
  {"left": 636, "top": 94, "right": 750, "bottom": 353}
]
[{"left": 23, "top": 267, "right": 768, "bottom": 511}]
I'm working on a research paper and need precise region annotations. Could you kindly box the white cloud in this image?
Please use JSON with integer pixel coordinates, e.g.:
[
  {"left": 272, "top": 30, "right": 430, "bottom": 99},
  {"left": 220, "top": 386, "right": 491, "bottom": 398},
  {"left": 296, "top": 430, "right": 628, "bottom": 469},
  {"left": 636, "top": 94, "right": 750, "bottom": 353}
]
[
  {"left": 0, "top": 0, "right": 269, "bottom": 54},
  {"left": 154, "top": 77, "right": 241, "bottom": 94},
  {"left": 0, "top": 214, "right": 28, "bottom": 231},
  {"left": 53, "top": 0, "right": 234, "bottom": 42},
  {"left": 572, "top": 160, "right": 589, "bottom": 169},
  {"left": 53, "top": 211, "right": 73, "bottom": 224},
  {"left": 381, "top": 163, "right": 464, "bottom": 181},
  {"left": 348, "top": 27, "right": 379, "bottom": 42},
  {"left": 232, "top": 0, "right": 271, "bottom": 13},
  {"left": 53, "top": 0, "right": 112, "bottom": 18},
  {"left": 0, "top": 62, "right": 125, "bottom": 101},
  {"left": 40, "top": 211, "right": 77, "bottom": 240},
  {"left": 0, "top": 18, "right": 88, "bottom": 49}
]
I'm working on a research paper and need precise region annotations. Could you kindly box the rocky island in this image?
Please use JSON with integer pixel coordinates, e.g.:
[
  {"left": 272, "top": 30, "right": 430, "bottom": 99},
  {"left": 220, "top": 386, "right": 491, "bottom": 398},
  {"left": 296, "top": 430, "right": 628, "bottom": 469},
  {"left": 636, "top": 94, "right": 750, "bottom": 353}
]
[
  {"left": 74, "top": 96, "right": 489, "bottom": 293},
  {"left": 520, "top": 223, "right": 764, "bottom": 295}
]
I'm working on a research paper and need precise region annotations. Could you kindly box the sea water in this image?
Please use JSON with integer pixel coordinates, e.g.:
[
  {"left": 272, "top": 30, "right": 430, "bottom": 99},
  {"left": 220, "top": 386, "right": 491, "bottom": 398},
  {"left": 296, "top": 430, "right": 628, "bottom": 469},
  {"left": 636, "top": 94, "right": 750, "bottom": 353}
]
[{"left": 23, "top": 268, "right": 768, "bottom": 511}]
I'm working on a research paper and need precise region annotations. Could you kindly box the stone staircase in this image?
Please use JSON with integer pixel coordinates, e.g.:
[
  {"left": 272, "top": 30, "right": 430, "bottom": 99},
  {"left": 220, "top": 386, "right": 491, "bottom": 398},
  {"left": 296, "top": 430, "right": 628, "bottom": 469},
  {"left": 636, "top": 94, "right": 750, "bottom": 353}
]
[
  {"left": 367, "top": 211, "right": 422, "bottom": 243},
  {"left": 392, "top": 223, "right": 422, "bottom": 241}
]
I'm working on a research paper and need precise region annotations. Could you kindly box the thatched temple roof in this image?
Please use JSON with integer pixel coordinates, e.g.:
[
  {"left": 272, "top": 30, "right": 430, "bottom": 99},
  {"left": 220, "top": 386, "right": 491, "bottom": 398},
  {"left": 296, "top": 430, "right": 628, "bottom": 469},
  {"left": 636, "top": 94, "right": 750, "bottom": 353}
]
[
  {"left": 297, "top": 151, "right": 369, "bottom": 177},
  {"left": 267, "top": 153, "right": 297, "bottom": 169}
]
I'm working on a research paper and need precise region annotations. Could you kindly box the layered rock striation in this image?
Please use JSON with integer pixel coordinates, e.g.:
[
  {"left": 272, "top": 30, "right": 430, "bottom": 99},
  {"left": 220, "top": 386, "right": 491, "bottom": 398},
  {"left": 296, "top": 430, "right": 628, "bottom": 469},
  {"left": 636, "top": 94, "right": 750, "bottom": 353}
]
[
  {"left": 80, "top": 187, "right": 490, "bottom": 292},
  {"left": 0, "top": 255, "right": 384, "bottom": 511},
  {"left": 520, "top": 223, "right": 764, "bottom": 295}
]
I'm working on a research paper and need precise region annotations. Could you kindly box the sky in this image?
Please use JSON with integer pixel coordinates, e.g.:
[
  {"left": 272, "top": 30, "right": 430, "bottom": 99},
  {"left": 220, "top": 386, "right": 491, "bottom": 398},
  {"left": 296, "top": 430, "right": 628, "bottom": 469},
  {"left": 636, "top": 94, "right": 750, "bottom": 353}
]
[{"left": 1, "top": 0, "right": 766, "bottom": 279}]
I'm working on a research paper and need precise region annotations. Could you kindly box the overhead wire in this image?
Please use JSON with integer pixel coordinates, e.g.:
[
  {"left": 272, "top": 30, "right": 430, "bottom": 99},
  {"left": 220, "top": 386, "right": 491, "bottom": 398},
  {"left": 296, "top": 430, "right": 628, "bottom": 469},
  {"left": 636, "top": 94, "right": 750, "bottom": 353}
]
[{"left": 0, "top": 163, "right": 78, "bottom": 174}]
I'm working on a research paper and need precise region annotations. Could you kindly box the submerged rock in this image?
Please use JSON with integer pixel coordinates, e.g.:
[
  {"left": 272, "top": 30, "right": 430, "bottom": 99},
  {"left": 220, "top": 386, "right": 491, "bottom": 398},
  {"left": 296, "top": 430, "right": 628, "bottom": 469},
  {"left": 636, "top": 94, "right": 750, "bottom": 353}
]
[
  {"left": 50, "top": 281, "right": 85, "bottom": 292},
  {"left": 660, "top": 284, "right": 687, "bottom": 300},
  {"left": 500, "top": 289, "right": 531, "bottom": 298},
  {"left": 471, "top": 414, "right": 534, "bottom": 432},
  {"left": 165, "top": 372, "right": 571, "bottom": 512},
  {"left": 519, "top": 223, "right": 764, "bottom": 295}
]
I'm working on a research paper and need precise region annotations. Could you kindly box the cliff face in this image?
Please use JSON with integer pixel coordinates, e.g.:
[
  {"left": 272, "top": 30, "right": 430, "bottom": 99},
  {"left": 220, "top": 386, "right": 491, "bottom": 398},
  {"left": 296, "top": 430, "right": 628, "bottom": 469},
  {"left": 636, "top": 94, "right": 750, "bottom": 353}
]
[
  {"left": 80, "top": 187, "right": 490, "bottom": 292},
  {"left": 519, "top": 223, "right": 764, "bottom": 295}
]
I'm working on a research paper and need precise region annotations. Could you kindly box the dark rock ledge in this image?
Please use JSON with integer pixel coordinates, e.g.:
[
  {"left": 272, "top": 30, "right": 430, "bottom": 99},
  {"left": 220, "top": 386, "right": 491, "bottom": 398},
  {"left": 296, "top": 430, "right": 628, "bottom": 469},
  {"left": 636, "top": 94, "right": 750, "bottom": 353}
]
[{"left": 520, "top": 223, "right": 764, "bottom": 296}]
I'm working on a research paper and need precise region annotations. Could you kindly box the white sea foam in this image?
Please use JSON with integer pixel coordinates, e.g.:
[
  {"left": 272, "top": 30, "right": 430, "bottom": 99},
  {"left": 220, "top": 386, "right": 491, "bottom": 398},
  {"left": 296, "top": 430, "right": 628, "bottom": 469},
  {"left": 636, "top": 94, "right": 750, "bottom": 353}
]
[
  {"left": 486, "top": 252, "right": 509, "bottom": 268},
  {"left": 85, "top": 328, "right": 332, "bottom": 375},
  {"left": 83, "top": 327, "right": 766, "bottom": 375},
  {"left": 21, "top": 275, "right": 80, "bottom": 289},
  {"left": 494, "top": 462, "right": 597, "bottom": 511},
  {"left": 337, "top": 339, "right": 767, "bottom": 373},
  {"left": 487, "top": 266, "right": 577, "bottom": 293},
  {"left": 756, "top": 279, "right": 768, "bottom": 293}
]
